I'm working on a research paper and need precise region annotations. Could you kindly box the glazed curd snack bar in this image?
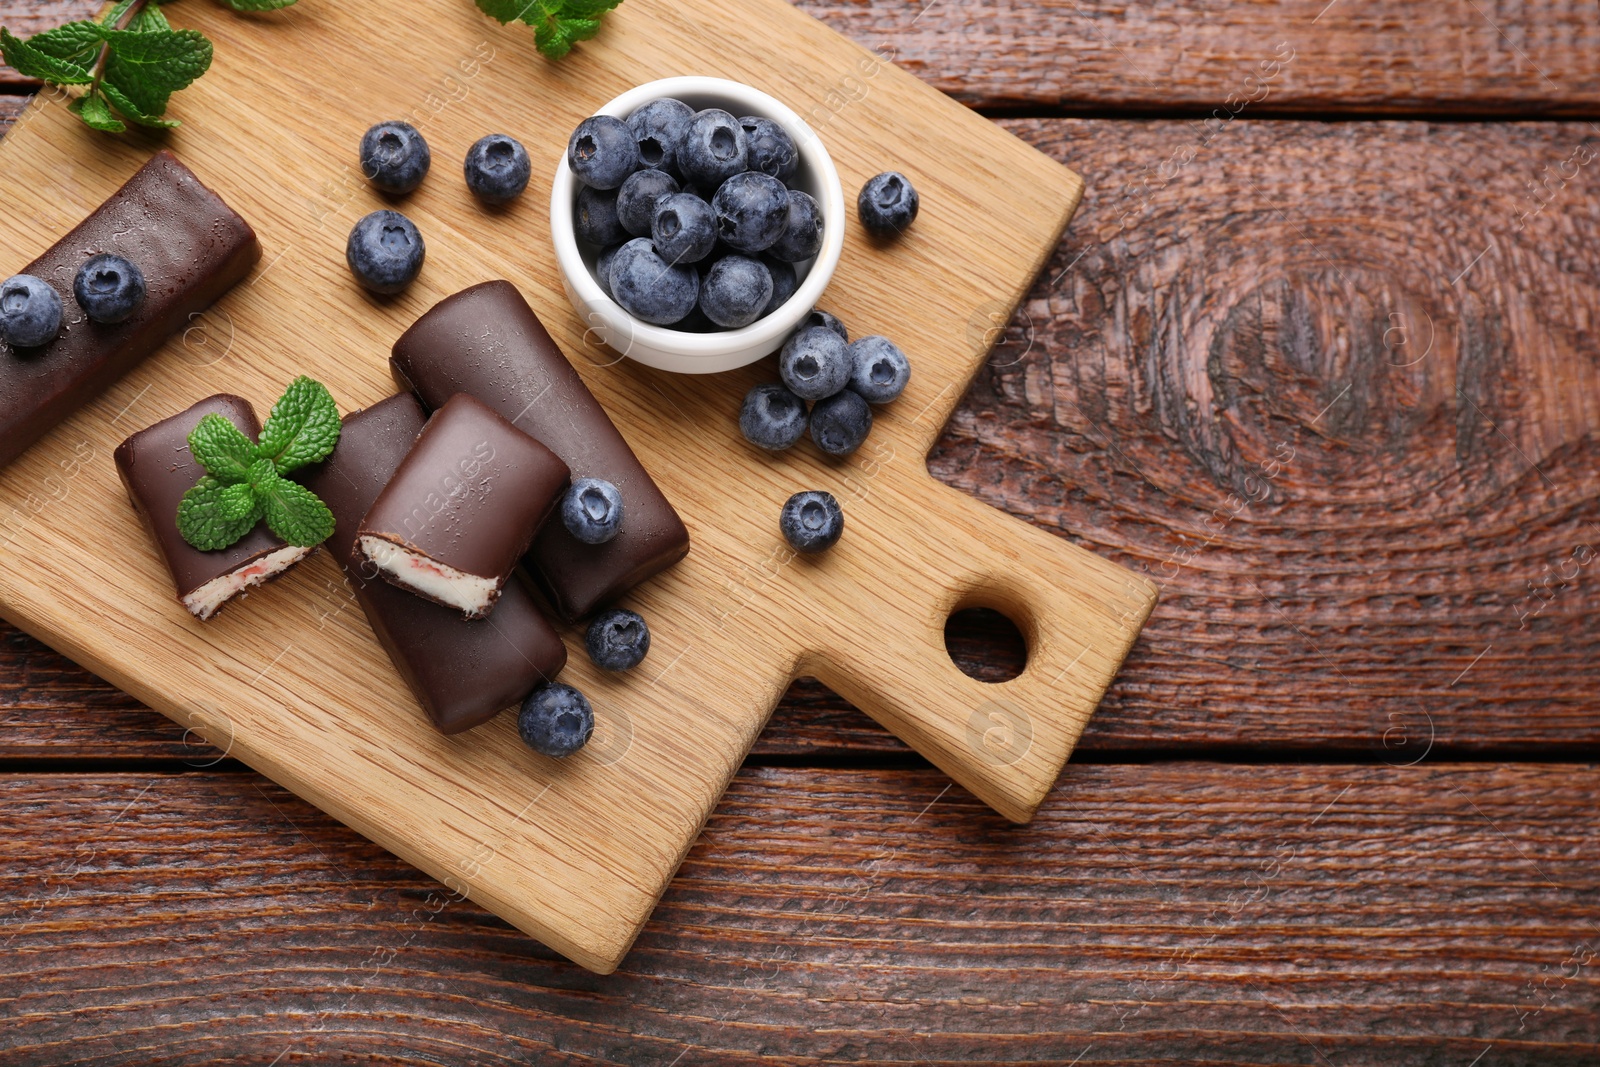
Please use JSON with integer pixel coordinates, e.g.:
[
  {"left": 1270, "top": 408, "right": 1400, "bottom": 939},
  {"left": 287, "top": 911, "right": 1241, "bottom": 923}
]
[
  {"left": 390, "top": 280, "right": 690, "bottom": 620},
  {"left": 1, "top": 151, "right": 260, "bottom": 470},
  {"left": 356, "top": 392, "right": 570, "bottom": 620},
  {"left": 296, "top": 393, "right": 567, "bottom": 734},
  {"left": 115, "top": 394, "right": 311, "bottom": 621}
]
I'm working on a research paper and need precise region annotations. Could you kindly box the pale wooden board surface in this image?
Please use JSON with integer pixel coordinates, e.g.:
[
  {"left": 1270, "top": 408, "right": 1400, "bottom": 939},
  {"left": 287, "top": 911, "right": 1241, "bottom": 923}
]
[{"left": 0, "top": 0, "right": 1155, "bottom": 972}]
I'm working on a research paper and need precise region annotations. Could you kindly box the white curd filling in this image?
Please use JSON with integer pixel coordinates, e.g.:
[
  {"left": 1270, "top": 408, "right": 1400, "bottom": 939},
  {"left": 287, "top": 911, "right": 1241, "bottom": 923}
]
[
  {"left": 358, "top": 535, "right": 499, "bottom": 618},
  {"left": 182, "top": 545, "right": 312, "bottom": 621}
]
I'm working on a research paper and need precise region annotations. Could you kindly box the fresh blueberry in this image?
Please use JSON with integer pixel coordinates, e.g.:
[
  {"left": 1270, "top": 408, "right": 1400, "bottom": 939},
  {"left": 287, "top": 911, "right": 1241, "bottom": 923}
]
[
  {"left": 712, "top": 172, "right": 790, "bottom": 253},
  {"left": 568, "top": 115, "right": 640, "bottom": 190},
  {"left": 518, "top": 682, "right": 593, "bottom": 758},
  {"left": 585, "top": 608, "right": 651, "bottom": 671},
  {"left": 73, "top": 254, "right": 145, "bottom": 323},
  {"left": 739, "top": 382, "right": 808, "bottom": 450},
  {"left": 346, "top": 210, "right": 425, "bottom": 294},
  {"left": 737, "top": 116, "right": 799, "bottom": 182},
  {"left": 679, "top": 109, "right": 747, "bottom": 189},
  {"left": 809, "top": 389, "right": 873, "bottom": 456},
  {"left": 762, "top": 256, "right": 797, "bottom": 315},
  {"left": 651, "top": 193, "right": 717, "bottom": 264},
  {"left": 766, "top": 190, "right": 823, "bottom": 262},
  {"left": 858, "top": 171, "right": 919, "bottom": 236},
  {"left": 780, "top": 490, "right": 844, "bottom": 553},
  {"left": 595, "top": 243, "right": 623, "bottom": 300},
  {"left": 803, "top": 308, "right": 848, "bottom": 342},
  {"left": 463, "top": 133, "right": 531, "bottom": 203},
  {"left": 699, "top": 255, "right": 773, "bottom": 329},
  {"left": 779, "top": 324, "right": 852, "bottom": 400},
  {"left": 360, "top": 121, "right": 431, "bottom": 195},
  {"left": 0, "top": 274, "right": 62, "bottom": 347},
  {"left": 561, "top": 477, "right": 624, "bottom": 544},
  {"left": 610, "top": 238, "right": 699, "bottom": 324},
  {"left": 626, "top": 97, "right": 693, "bottom": 174},
  {"left": 847, "top": 335, "right": 911, "bottom": 403},
  {"left": 576, "top": 185, "right": 627, "bottom": 247},
  {"left": 616, "top": 169, "right": 680, "bottom": 238}
]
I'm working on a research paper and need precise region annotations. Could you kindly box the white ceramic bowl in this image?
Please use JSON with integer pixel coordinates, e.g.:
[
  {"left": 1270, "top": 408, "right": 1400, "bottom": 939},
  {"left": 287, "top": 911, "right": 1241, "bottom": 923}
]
[{"left": 550, "top": 76, "right": 845, "bottom": 374}]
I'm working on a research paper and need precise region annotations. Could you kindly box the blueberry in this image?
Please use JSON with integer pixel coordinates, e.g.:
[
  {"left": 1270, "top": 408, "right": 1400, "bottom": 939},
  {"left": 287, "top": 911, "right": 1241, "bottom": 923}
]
[
  {"left": 739, "top": 382, "right": 808, "bottom": 450},
  {"left": 360, "top": 121, "right": 431, "bottom": 195},
  {"left": 616, "top": 169, "right": 680, "bottom": 238},
  {"left": 585, "top": 608, "right": 651, "bottom": 671},
  {"left": 73, "top": 254, "right": 145, "bottom": 324},
  {"left": 0, "top": 274, "right": 62, "bottom": 347},
  {"left": 595, "top": 243, "right": 623, "bottom": 300},
  {"left": 610, "top": 238, "right": 699, "bottom": 324},
  {"left": 847, "top": 335, "right": 911, "bottom": 403},
  {"left": 780, "top": 490, "right": 844, "bottom": 553},
  {"left": 737, "top": 116, "right": 799, "bottom": 182},
  {"left": 626, "top": 97, "right": 693, "bottom": 174},
  {"left": 766, "top": 190, "right": 823, "bottom": 263},
  {"left": 561, "top": 477, "right": 624, "bottom": 544},
  {"left": 858, "top": 171, "right": 919, "bottom": 236},
  {"left": 809, "top": 389, "right": 873, "bottom": 456},
  {"left": 679, "top": 109, "right": 747, "bottom": 189},
  {"left": 568, "top": 115, "right": 640, "bottom": 190},
  {"left": 346, "top": 210, "right": 425, "bottom": 294},
  {"left": 699, "top": 254, "right": 772, "bottom": 329},
  {"left": 779, "top": 324, "right": 851, "bottom": 400},
  {"left": 650, "top": 193, "right": 717, "bottom": 264},
  {"left": 712, "top": 172, "right": 790, "bottom": 253},
  {"left": 576, "top": 185, "right": 627, "bottom": 247},
  {"left": 463, "top": 133, "right": 531, "bottom": 203},
  {"left": 803, "top": 308, "right": 848, "bottom": 342},
  {"left": 762, "top": 256, "right": 797, "bottom": 315},
  {"left": 668, "top": 305, "right": 717, "bottom": 333},
  {"left": 518, "top": 683, "right": 593, "bottom": 758}
]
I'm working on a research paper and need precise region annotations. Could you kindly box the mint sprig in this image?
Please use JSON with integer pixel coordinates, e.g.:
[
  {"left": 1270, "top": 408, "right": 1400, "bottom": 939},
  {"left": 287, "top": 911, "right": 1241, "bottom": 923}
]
[
  {"left": 473, "top": 0, "right": 624, "bottom": 60},
  {"left": 176, "top": 377, "right": 341, "bottom": 551}
]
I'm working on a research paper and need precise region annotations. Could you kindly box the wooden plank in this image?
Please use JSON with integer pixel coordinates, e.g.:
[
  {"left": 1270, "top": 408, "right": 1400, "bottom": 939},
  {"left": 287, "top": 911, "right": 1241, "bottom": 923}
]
[{"left": 3, "top": 765, "right": 1598, "bottom": 1063}]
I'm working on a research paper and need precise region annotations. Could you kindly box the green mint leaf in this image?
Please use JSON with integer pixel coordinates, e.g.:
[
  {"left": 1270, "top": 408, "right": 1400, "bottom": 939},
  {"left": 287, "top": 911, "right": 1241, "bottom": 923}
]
[
  {"left": 103, "top": 0, "right": 172, "bottom": 33},
  {"left": 177, "top": 475, "right": 263, "bottom": 551},
  {"left": 214, "top": 0, "right": 299, "bottom": 10},
  {"left": 256, "top": 376, "right": 340, "bottom": 474},
  {"left": 474, "top": 0, "right": 543, "bottom": 24},
  {"left": 214, "top": 480, "right": 259, "bottom": 522},
  {"left": 473, "top": 0, "right": 620, "bottom": 59},
  {"left": 260, "top": 477, "right": 334, "bottom": 547},
  {"left": 535, "top": 15, "right": 596, "bottom": 58},
  {"left": 1, "top": 26, "right": 97, "bottom": 84},
  {"left": 187, "top": 413, "right": 257, "bottom": 484},
  {"left": 558, "top": 0, "right": 622, "bottom": 20},
  {"left": 68, "top": 91, "right": 126, "bottom": 132},
  {"left": 100, "top": 27, "right": 211, "bottom": 100},
  {"left": 25, "top": 21, "right": 106, "bottom": 64},
  {"left": 100, "top": 80, "right": 181, "bottom": 128}
]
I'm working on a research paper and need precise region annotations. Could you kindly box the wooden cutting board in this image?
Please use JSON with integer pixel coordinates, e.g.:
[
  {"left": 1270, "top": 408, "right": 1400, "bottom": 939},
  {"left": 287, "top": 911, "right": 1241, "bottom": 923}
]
[{"left": 0, "top": 0, "right": 1156, "bottom": 972}]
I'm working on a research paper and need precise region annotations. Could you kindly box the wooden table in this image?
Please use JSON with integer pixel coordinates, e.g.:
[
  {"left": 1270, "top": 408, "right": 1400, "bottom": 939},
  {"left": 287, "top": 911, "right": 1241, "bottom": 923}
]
[{"left": 3, "top": 2, "right": 1598, "bottom": 1063}]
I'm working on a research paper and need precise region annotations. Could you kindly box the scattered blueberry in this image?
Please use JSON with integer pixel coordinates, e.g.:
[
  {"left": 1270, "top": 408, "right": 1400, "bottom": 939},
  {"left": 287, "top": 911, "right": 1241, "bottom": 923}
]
[
  {"left": 739, "top": 382, "right": 808, "bottom": 450},
  {"left": 626, "top": 97, "right": 693, "bottom": 174},
  {"left": 561, "top": 476, "right": 625, "bottom": 544},
  {"left": 762, "top": 256, "right": 797, "bottom": 315},
  {"left": 766, "top": 190, "right": 823, "bottom": 262},
  {"left": 0, "top": 274, "right": 62, "bottom": 347},
  {"left": 463, "top": 133, "right": 531, "bottom": 203},
  {"left": 679, "top": 109, "right": 747, "bottom": 189},
  {"left": 576, "top": 185, "right": 628, "bottom": 247},
  {"left": 585, "top": 608, "right": 651, "bottom": 671},
  {"left": 780, "top": 490, "right": 844, "bottom": 553},
  {"left": 846, "top": 335, "right": 911, "bottom": 403},
  {"left": 651, "top": 193, "right": 717, "bottom": 264},
  {"left": 858, "top": 171, "right": 919, "bottom": 236},
  {"left": 518, "top": 682, "right": 594, "bottom": 758},
  {"left": 568, "top": 115, "right": 640, "bottom": 190},
  {"left": 360, "top": 121, "right": 431, "bottom": 195},
  {"left": 779, "top": 325, "right": 852, "bottom": 401},
  {"left": 809, "top": 388, "right": 873, "bottom": 456},
  {"left": 712, "top": 172, "right": 790, "bottom": 253},
  {"left": 738, "top": 116, "right": 799, "bottom": 182},
  {"left": 346, "top": 210, "right": 425, "bottom": 294},
  {"left": 699, "top": 254, "right": 773, "bottom": 329},
  {"left": 595, "top": 243, "right": 623, "bottom": 300},
  {"left": 617, "top": 169, "right": 680, "bottom": 238},
  {"left": 610, "top": 238, "right": 699, "bottom": 325},
  {"left": 804, "top": 308, "right": 848, "bottom": 342},
  {"left": 73, "top": 254, "right": 145, "bottom": 323}
]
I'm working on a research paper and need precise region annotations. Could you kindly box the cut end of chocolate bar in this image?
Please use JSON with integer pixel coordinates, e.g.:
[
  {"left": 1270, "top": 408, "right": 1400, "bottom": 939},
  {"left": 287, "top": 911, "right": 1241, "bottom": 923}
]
[
  {"left": 181, "top": 544, "right": 312, "bottom": 620},
  {"left": 358, "top": 534, "right": 501, "bottom": 620}
]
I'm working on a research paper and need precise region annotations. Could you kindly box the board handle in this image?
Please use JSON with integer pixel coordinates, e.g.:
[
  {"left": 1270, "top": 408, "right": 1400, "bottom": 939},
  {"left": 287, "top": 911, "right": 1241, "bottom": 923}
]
[{"left": 803, "top": 481, "right": 1157, "bottom": 823}]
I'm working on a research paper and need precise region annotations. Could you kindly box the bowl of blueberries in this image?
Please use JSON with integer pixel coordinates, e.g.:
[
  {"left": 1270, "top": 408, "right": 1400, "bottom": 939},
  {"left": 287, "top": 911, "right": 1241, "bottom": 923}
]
[{"left": 551, "top": 76, "right": 845, "bottom": 374}]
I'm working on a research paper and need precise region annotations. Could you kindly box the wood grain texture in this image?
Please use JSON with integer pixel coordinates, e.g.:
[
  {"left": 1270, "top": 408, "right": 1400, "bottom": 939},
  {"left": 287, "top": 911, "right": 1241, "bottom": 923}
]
[{"left": 4, "top": 765, "right": 1599, "bottom": 1065}]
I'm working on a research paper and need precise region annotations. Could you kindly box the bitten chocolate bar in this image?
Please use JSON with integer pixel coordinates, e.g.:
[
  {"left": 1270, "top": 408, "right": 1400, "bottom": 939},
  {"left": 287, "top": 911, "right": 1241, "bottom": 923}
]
[
  {"left": 115, "top": 394, "right": 311, "bottom": 621},
  {"left": 390, "top": 281, "right": 690, "bottom": 620},
  {"left": 296, "top": 393, "right": 567, "bottom": 734},
  {"left": 357, "top": 392, "right": 569, "bottom": 620},
  {"left": 1, "top": 151, "right": 260, "bottom": 470}
]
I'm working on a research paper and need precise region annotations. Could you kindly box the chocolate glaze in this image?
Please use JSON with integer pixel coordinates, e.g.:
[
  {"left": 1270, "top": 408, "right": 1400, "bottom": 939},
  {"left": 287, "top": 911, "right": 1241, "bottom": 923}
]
[
  {"left": 358, "top": 392, "right": 569, "bottom": 615},
  {"left": 1, "top": 151, "right": 260, "bottom": 470},
  {"left": 296, "top": 393, "right": 567, "bottom": 734},
  {"left": 390, "top": 281, "right": 690, "bottom": 620}
]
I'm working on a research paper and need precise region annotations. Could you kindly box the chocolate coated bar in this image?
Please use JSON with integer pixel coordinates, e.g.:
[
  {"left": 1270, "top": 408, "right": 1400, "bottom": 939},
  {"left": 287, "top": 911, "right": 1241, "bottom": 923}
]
[
  {"left": 390, "top": 281, "right": 690, "bottom": 620},
  {"left": 115, "top": 394, "right": 311, "bottom": 620},
  {"left": 1, "top": 151, "right": 260, "bottom": 469},
  {"left": 296, "top": 393, "right": 567, "bottom": 734}
]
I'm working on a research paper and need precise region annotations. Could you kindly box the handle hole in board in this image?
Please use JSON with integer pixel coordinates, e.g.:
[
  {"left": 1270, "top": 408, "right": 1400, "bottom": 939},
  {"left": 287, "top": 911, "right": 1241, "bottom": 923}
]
[{"left": 944, "top": 607, "right": 1028, "bottom": 683}]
